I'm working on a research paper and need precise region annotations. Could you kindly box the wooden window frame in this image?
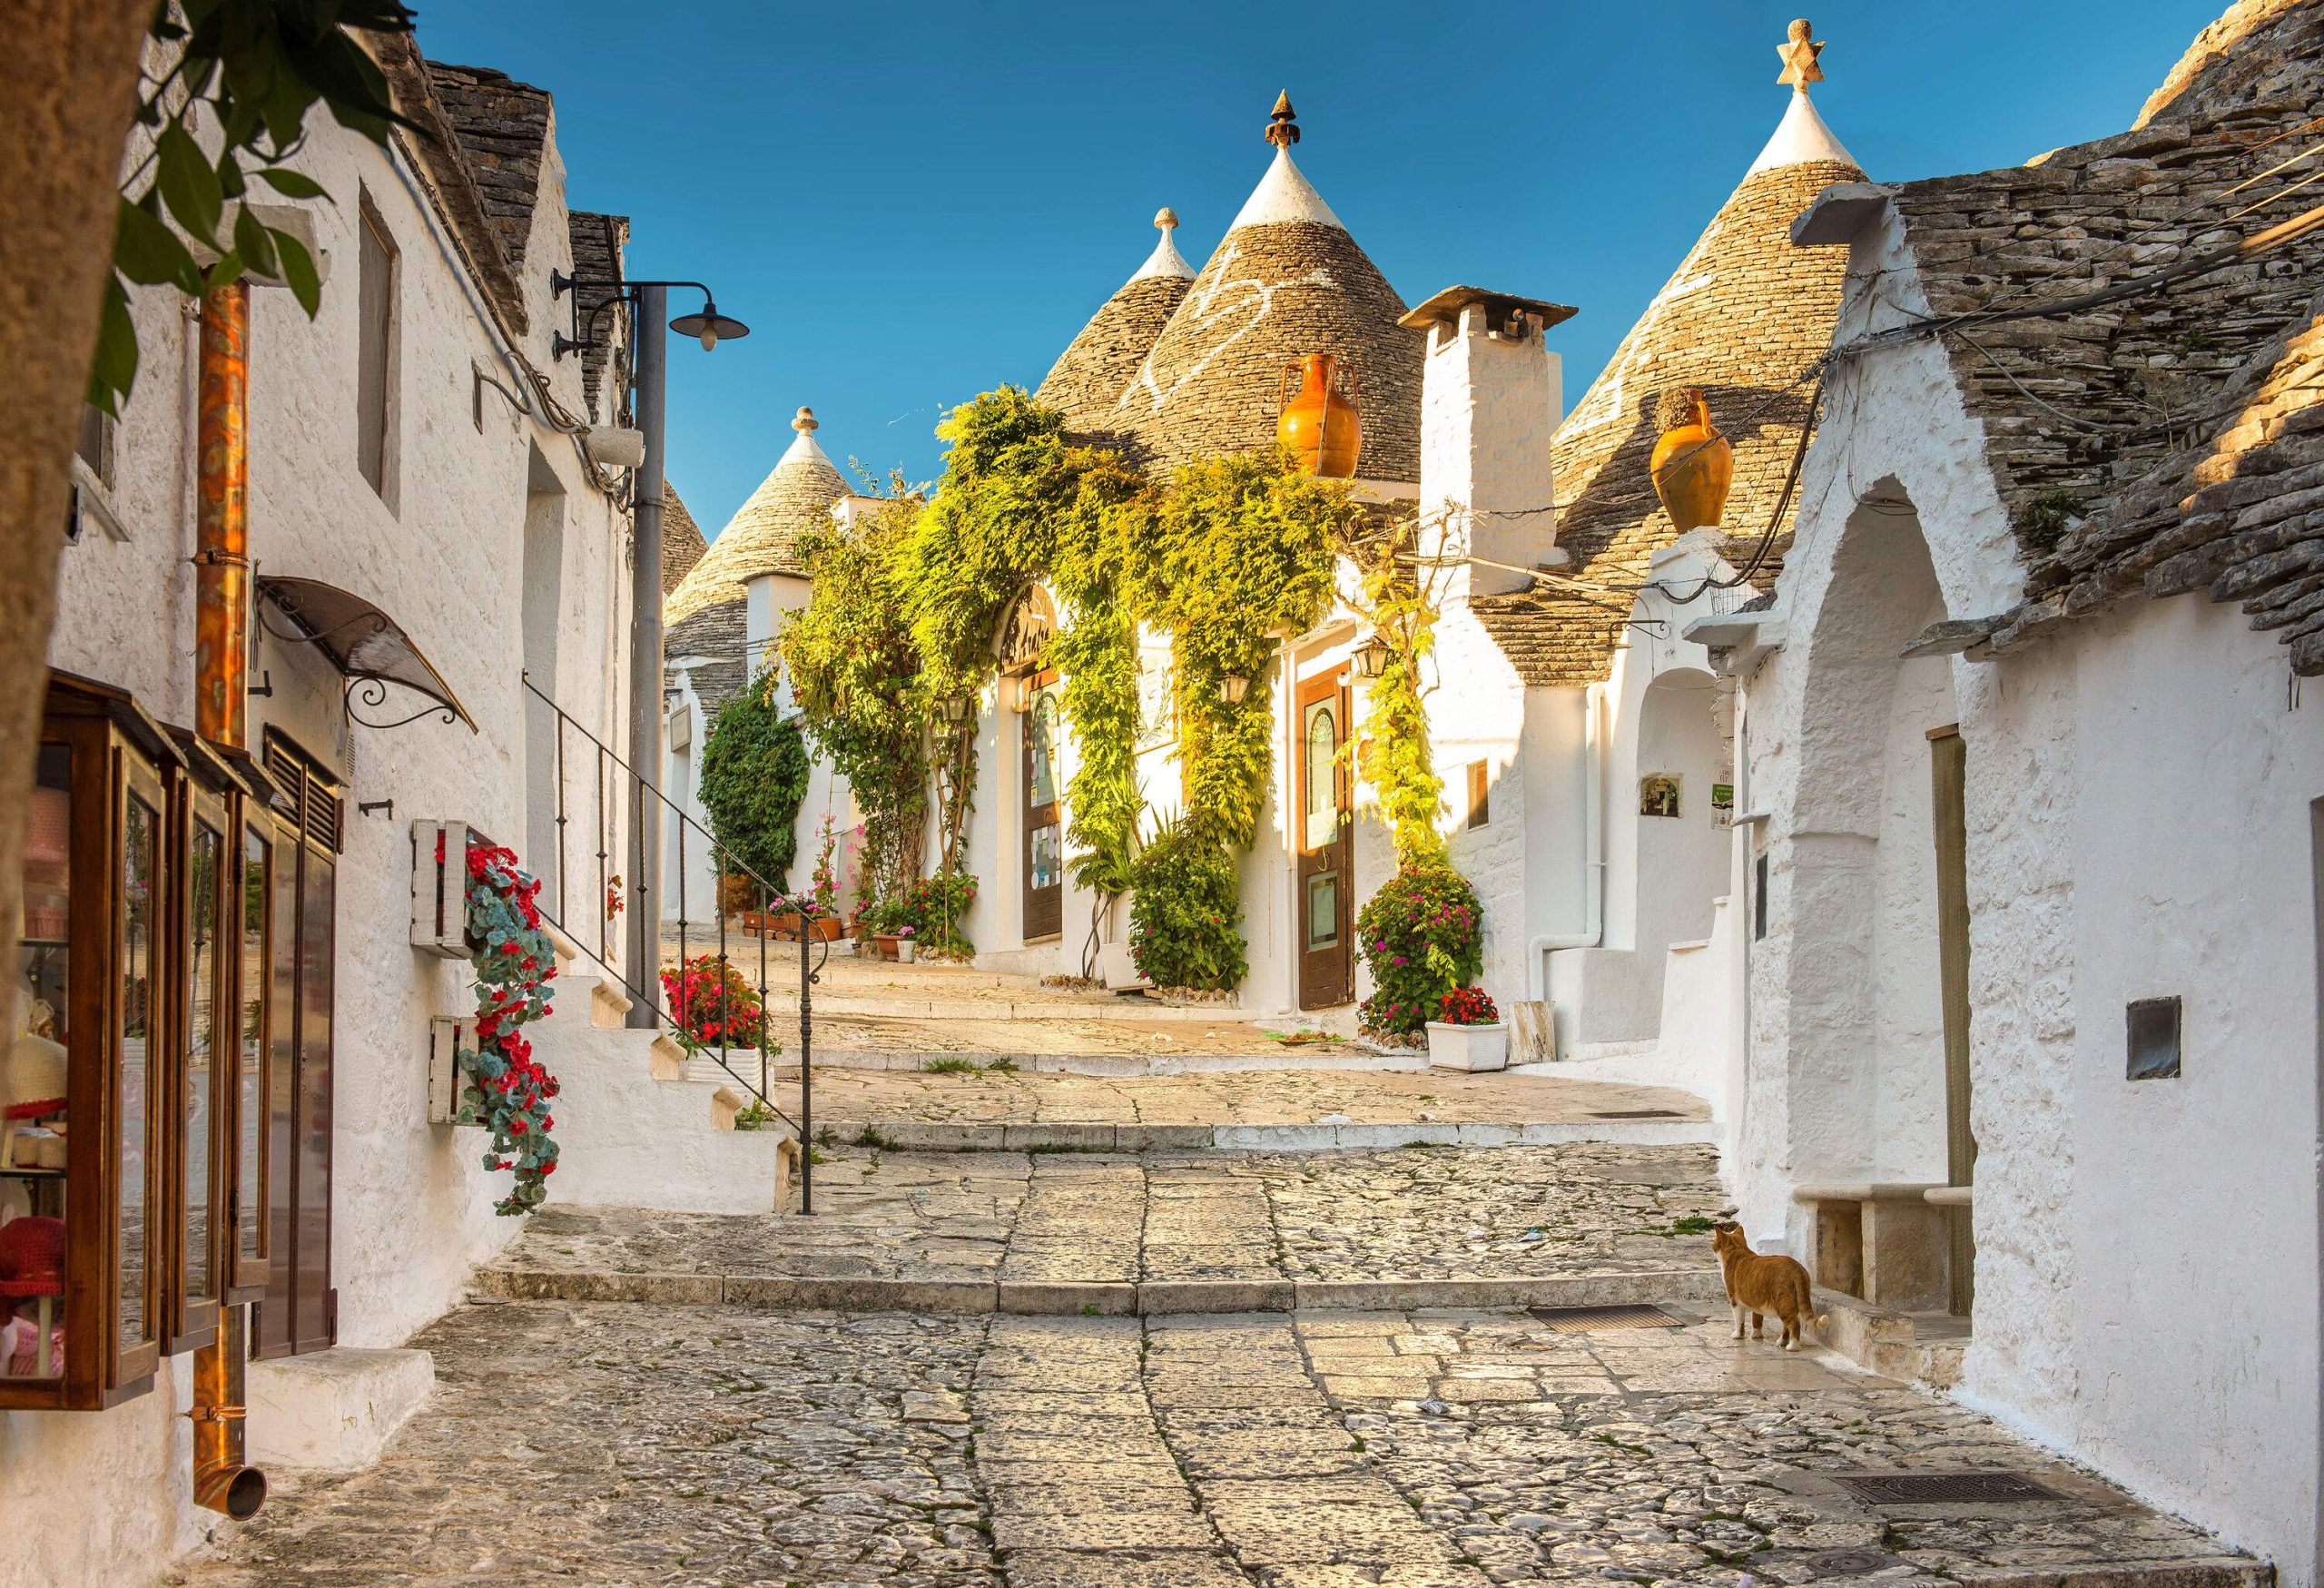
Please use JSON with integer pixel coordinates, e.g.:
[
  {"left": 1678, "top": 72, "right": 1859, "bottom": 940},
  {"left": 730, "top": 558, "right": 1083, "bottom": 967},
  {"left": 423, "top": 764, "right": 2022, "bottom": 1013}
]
[
  {"left": 1466, "top": 760, "right": 1491, "bottom": 830},
  {"left": 0, "top": 677, "right": 182, "bottom": 1411},
  {"left": 355, "top": 192, "right": 399, "bottom": 503},
  {"left": 160, "top": 761, "right": 231, "bottom": 1355},
  {"left": 228, "top": 810, "right": 279, "bottom": 1299}
]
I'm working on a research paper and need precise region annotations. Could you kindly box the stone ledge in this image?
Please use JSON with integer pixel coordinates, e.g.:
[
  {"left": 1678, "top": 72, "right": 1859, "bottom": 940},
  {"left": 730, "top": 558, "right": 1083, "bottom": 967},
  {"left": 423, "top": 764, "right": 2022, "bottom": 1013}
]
[
  {"left": 246, "top": 1346, "right": 435, "bottom": 1473},
  {"left": 475, "top": 1266, "right": 1728, "bottom": 1317},
  {"left": 821, "top": 1118, "right": 1717, "bottom": 1153}
]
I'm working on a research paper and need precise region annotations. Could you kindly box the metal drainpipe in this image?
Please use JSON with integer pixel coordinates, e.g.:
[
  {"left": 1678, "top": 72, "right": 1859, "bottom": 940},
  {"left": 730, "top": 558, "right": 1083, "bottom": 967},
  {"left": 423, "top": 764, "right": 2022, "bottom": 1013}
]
[
  {"left": 190, "top": 280, "right": 265, "bottom": 1518},
  {"left": 192, "top": 282, "right": 250, "bottom": 746}
]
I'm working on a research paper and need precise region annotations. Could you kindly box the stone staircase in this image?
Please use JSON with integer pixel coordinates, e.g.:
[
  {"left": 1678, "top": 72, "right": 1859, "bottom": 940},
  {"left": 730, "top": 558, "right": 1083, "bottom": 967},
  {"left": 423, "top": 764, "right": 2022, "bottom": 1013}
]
[{"left": 531, "top": 929, "right": 798, "bottom": 1215}]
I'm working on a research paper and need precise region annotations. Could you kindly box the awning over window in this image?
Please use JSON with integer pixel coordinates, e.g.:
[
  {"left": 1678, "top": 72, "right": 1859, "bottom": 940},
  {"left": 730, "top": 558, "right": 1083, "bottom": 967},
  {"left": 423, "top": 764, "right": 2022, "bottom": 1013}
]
[{"left": 257, "top": 575, "right": 478, "bottom": 733}]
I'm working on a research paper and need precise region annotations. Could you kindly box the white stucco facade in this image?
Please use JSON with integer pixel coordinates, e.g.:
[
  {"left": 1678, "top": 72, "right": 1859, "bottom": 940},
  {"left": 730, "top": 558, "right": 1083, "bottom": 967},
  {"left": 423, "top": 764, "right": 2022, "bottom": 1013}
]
[
  {"left": 3, "top": 81, "right": 636, "bottom": 1588},
  {"left": 1726, "top": 200, "right": 2324, "bottom": 1583}
]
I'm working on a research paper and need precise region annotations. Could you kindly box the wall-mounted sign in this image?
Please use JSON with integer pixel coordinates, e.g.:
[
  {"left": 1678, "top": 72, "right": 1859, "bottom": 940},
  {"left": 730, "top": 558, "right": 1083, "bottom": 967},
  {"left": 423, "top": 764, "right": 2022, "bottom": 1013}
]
[
  {"left": 1640, "top": 774, "right": 1681, "bottom": 819},
  {"left": 1711, "top": 782, "right": 1735, "bottom": 826}
]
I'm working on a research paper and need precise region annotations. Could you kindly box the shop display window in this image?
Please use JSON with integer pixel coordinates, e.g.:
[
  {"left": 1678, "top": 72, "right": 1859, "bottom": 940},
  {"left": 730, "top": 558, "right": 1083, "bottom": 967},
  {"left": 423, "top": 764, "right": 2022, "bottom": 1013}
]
[{"left": 1, "top": 673, "right": 275, "bottom": 1410}]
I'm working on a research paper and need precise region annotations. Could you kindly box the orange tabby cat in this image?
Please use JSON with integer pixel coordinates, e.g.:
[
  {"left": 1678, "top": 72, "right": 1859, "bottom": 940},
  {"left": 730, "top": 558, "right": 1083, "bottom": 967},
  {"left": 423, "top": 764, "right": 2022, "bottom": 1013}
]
[{"left": 1710, "top": 1222, "right": 1828, "bottom": 1351}]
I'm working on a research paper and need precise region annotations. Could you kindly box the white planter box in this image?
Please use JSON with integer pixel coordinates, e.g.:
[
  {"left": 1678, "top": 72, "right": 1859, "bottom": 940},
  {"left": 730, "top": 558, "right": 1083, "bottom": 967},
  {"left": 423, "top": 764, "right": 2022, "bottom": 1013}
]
[
  {"left": 898, "top": 941, "right": 917, "bottom": 963},
  {"left": 410, "top": 820, "right": 483, "bottom": 959},
  {"left": 1425, "top": 1021, "right": 1509, "bottom": 1072},
  {"left": 426, "top": 1016, "right": 482, "bottom": 1126}
]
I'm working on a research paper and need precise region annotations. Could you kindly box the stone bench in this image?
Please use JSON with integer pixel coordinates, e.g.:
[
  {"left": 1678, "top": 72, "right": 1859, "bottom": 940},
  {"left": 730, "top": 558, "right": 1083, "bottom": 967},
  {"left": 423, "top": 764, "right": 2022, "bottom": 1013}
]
[{"left": 1790, "top": 1182, "right": 1953, "bottom": 1313}]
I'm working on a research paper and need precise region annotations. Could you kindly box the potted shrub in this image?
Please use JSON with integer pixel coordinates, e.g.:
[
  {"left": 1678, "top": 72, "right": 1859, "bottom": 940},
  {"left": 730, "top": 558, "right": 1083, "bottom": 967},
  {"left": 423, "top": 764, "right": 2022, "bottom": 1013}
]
[
  {"left": 1426, "top": 985, "right": 1506, "bottom": 1072},
  {"left": 896, "top": 925, "right": 917, "bottom": 963}
]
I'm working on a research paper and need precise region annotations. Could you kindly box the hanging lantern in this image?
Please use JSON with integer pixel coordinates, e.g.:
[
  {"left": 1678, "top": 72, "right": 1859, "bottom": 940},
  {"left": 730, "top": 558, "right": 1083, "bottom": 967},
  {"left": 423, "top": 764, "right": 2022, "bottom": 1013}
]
[
  {"left": 1353, "top": 636, "right": 1391, "bottom": 679},
  {"left": 1218, "top": 672, "right": 1252, "bottom": 705}
]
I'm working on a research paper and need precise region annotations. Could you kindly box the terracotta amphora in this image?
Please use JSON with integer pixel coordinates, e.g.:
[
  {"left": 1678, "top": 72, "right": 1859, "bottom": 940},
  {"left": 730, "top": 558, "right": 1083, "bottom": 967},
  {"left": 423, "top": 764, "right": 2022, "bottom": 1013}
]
[
  {"left": 1649, "top": 387, "right": 1734, "bottom": 531},
  {"left": 1278, "top": 353, "right": 1363, "bottom": 478}
]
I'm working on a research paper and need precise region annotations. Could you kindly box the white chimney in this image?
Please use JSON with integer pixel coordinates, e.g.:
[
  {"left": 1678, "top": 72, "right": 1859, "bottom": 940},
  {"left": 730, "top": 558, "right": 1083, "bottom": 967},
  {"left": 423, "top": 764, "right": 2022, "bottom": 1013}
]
[{"left": 1403, "top": 287, "right": 1571, "bottom": 601}]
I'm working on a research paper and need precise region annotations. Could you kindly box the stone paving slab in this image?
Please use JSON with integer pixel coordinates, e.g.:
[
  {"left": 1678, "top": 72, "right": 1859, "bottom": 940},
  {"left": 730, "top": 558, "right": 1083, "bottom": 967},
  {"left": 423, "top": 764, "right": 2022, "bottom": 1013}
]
[
  {"left": 775, "top": 1066, "right": 1709, "bottom": 1154},
  {"left": 174, "top": 1298, "right": 2260, "bottom": 1588},
  {"left": 484, "top": 1142, "right": 1736, "bottom": 1313}
]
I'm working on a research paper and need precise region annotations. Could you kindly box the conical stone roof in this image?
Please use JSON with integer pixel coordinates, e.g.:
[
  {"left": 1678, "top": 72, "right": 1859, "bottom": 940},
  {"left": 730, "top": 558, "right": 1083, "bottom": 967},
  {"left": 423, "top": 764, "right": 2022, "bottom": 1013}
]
[
  {"left": 1108, "top": 96, "right": 1424, "bottom": 483},
  {"left": 1037, "top": 209, "right": 1196, "bottom": 437},
  {"left": 664, "top": 408, "right": 848, "bottom": 626},
  {"left": 1474, "top": 60, "right": 1866, "bottom": 686}
]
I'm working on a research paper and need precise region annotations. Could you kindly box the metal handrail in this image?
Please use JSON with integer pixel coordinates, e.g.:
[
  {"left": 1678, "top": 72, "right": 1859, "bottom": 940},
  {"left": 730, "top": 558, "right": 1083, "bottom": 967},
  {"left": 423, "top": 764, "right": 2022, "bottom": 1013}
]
[{"left": 519, "top": 671, "right": 814, "bottom": 1151}]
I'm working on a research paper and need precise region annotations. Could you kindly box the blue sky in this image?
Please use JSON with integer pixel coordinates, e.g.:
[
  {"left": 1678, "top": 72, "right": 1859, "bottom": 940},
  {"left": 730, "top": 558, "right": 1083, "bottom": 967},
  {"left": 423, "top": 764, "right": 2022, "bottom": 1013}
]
[{"left": 419, "top": 0, "right": 2222, "bottom": 537}]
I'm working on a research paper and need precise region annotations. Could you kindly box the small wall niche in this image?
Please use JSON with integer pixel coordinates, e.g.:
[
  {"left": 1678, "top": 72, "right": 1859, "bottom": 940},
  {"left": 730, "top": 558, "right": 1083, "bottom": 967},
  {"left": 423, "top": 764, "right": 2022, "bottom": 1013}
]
[{"left": 2125, "top": 996, "right": 2182, "bottom": 1080}]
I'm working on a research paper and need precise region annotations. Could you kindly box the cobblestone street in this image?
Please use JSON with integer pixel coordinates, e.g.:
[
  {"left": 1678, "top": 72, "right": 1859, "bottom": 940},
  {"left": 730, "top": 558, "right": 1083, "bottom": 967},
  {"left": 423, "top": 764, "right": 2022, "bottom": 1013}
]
[
  {"left": 176, "top": 1297, "right": 2254, "bottom": 1588},
  {"left": 485, "top": 1143, "right": 1735, "bottom": 1304}
]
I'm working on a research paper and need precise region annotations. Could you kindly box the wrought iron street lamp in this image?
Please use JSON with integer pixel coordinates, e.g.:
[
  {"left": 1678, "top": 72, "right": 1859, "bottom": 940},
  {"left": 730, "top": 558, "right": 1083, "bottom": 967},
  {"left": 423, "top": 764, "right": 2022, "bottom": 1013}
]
[{"left": 550, "top": 272, "right": 751, "bottom": 1028}]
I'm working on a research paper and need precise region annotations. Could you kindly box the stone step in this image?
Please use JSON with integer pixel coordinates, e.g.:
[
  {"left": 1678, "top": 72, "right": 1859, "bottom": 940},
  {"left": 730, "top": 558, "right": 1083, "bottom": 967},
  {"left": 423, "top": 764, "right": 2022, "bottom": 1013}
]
[
  {"left": 588, "top": 977, "right": 633, "bottom": 1029},
  {"left": 821, "top": 1117, "right": 1718, "bottom": 1153},
  {"left": 803, "top": 1047, "right": 1424, "bottom": 1076},
  {"left": 475, "top": 1265, "right": 1730, "bottom": 1317},
  {"left": 1815, "top": 1285, "right": 1971, "bottom": 1386}
]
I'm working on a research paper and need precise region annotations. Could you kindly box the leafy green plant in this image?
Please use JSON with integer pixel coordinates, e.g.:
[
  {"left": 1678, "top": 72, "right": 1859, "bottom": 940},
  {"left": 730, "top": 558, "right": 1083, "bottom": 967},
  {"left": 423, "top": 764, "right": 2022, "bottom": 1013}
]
[
  {"left": 863, "top": 872, "right": 979, "bottom": 956},
  {"left": 783, "top": 487, "right": 929, "bottom": 902},
  {"left": 1133, "top": 450, "right": 1352, "bottom": 852},
  {"left": 97, "top": 0, "right": 420, "bottom": 413},
  {"left": 1127, "top": 814, "right": 1246, "bottom": 991},
  {"left": 1348, "top": 522, "right": 1448, "bottom": 867},
  {"left": 697, "top": 669, "right": 811, "bottom": 892},
  {"left": 1356, "top": 863, "right": 1483, "bottom": 1040}
]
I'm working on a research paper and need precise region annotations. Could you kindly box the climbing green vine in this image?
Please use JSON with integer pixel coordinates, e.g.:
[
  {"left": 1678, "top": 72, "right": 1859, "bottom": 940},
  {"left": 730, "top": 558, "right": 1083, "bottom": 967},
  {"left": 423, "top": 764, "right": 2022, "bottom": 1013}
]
[
  {"left": 785, "top": 389, "right": 1371, "bottom": 991},
  {"left": 782, "top": 488, "right": 928, "bottom": 902},
  {"left": 1348, "top": 518, "right": 1447, "bottom": 869}
]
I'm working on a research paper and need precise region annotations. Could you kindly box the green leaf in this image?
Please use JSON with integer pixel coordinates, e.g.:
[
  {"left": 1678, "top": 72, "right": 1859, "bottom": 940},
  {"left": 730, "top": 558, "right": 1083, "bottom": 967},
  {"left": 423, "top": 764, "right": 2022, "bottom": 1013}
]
[
  {"left": 255, "top": 166, "right": 328, "bottom": 200},
  {"left": 216, "top": 153, "right": 246, "bottom": 200},
  {"left": 272, "top": 229, "right": 322, "bottom": 317},
  {"left": 202, "top": 249, "right": 245, "bottom": 291},
  {"left": 155, "top": 123, "right": 224, "bottom": 246},
  {"left": 114, "top": 198, "right": 202, "bottom": 292},
  {"left": 232, "top": 204, "right": 279, "bottom": 280},
  {"left": 84, "top": 276, "right": 140, "bottom": 417}
]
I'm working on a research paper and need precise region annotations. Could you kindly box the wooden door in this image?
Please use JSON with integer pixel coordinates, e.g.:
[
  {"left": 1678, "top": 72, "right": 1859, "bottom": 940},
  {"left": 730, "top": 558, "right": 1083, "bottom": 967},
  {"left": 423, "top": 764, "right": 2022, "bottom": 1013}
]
[
  {"left": 1296, "top": 670, "right": 1354, "bottom": 1010},
  {"left": 1021, "top": 669, "right": 1062, "bottom": 943},
  {"left": 1929, "top": 726, "right": 1975, "bottom": 1316}
]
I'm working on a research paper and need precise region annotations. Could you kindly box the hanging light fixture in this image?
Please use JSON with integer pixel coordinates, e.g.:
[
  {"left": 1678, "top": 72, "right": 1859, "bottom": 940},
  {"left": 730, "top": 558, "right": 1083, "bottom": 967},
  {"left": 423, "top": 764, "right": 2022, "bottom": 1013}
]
[
  {"left": 669, "top": 296, "right": 752, "bottom": 352},
  {"left": 1218, "top": 672, "right": 1251, "bottom": 705},
  {"left": 1353, "top": 636, "right": 1391, "bottom": 678},
  {"left": 940, "top": 695, "right": 970, "bottom": 723}
]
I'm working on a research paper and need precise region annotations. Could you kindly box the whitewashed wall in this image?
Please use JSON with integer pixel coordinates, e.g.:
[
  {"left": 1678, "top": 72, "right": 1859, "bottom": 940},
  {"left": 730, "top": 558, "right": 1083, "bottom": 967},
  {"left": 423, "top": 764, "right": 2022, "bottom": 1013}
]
[
  {"left": 4, "top": 99, "right": 630, "bottom": 1588},
  {"left": 1738, "top": 206, "right": 2323, "bottom": 1584}
]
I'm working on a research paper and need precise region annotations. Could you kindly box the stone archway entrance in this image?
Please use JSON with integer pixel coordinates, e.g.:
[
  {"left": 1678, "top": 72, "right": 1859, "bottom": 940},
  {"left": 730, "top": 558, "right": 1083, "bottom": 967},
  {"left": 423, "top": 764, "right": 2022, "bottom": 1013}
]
[{"left": 1785, "top": 483, "right": 1972, "bottom": 1315}]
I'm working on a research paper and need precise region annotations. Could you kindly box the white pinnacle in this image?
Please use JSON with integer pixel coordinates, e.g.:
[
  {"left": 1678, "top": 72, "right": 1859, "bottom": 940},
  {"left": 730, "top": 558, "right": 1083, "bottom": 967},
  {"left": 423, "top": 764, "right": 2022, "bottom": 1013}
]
[
  {"left": 1226, "top": 147, "right": 1345, "bottom": 232},
  {"left": 1747, "top": 85, "right": 1859, "bottom": 175},
  {"left": 1129, "top": 207, "right": 1196, "bottom": 283}
]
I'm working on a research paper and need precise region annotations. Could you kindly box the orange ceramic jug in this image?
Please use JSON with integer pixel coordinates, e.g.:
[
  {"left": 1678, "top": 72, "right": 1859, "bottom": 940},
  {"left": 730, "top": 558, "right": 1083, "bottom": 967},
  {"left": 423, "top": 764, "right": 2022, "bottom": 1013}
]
[
  {"left": 1649, "top": 387, "right": 1734, "bottom": 532},
  {"left": 1277, "top": 353, "right": 1363, "bottom": 478}
]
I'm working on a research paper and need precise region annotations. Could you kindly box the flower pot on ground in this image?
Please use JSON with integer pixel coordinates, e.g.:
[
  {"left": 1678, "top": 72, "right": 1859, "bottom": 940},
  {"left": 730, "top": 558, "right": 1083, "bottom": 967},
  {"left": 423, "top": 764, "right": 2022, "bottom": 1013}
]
[
  {"left": 898, "top": 939, "right": 917, "bottom": 963},
  {"left": 872, "top": 932, "right": 900, "bottom": 961},
  {"left": 1426, "top": 985, "right": 1506, "bottom": 1072}
]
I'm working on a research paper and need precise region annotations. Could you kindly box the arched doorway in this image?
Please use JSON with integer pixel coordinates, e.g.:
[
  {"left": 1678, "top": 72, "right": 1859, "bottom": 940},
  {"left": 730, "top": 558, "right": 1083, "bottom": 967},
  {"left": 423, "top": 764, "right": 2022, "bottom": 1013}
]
[{"left": 1783, "top": 483, "right": 1971, "bottom": 1309}]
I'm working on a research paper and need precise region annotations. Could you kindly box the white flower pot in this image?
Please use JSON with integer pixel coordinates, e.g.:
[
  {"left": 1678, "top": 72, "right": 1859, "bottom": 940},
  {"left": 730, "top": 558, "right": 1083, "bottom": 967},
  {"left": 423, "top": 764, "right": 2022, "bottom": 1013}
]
[
  {"left": 1426, "top": 1021, "right": 1508, "bottom": 1072},
  {"left": 898, "top": 941, "right": 917, "bottom": 963}
]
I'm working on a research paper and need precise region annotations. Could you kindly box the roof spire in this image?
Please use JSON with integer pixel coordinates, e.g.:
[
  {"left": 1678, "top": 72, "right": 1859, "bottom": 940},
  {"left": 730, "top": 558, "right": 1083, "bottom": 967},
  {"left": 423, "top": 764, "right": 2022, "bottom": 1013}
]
[
  {"left": 1777, "top": 19, "right": 1826, "bottom": 93},
  {"left": 1265, "top": 91, "right": 1300, "bottom": 148},
  {"left": 792, "top": 407, "right": 818, "bottom": 434},
  {"left": 1130, "top": 207, "right": 1196, "bottom": 282}
]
